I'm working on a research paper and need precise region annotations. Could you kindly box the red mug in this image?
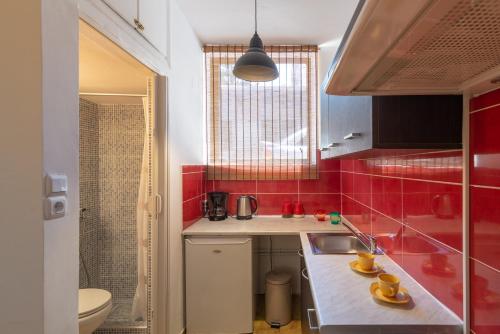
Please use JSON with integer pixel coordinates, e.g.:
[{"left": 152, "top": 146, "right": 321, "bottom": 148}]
[
  {"left": 282, "top": 201, "right": 293, "bottom": 218},
  {"left": 293, "top": 201, "right": 305, "bottom": 218}
]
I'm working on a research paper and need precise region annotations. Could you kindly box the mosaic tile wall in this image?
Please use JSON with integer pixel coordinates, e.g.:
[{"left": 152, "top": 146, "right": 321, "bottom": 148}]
[
  {"left": 97, "top": 103, "right": 145, "bottom": 301},
  {"left": 79, "top": 99, "right": 148, "bottom": 333},
  {"left": 79, "top": 99, "right": 100, "bottom": 289}
]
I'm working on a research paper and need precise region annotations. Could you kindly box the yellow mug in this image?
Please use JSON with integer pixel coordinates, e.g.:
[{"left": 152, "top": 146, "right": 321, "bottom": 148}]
[
  {"left": 357, "top": 252, "right": 375, "bottom": 270},
  {"left": 378, "top": 273, "right": 400, "bottom": 297}
]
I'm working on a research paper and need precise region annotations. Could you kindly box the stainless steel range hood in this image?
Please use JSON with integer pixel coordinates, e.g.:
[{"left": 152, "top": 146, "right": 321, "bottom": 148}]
[{"left": 325, "top": 0, "right": 500, "bottom": 96}]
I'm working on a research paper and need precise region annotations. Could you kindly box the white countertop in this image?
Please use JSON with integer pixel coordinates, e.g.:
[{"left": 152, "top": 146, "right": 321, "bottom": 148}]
[
  {"left": 299, "top": 232, "right": 462, "bottom": 334},
  {"left": 182, "top": 216, "right": 347, "bottom": 235},
  {"left": 183, "top": 216, "right": 463, "bottom": 333}
]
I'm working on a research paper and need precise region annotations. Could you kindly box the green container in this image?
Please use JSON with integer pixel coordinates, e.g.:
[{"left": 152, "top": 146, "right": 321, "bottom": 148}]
[{"left": 329, "top": 211, "right": 341, "bottom": 224}]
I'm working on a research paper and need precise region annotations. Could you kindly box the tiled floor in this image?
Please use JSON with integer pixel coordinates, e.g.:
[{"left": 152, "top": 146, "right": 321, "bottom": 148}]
[
  {"left": 253, "top": 294, "right": 302, "bottom": 334},
  {"left": 96, "top": 298, "right": 146, "bottom": 333}
]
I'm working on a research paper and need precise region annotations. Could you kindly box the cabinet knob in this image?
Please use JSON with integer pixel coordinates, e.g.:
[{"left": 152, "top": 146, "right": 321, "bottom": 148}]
[
  {"left": 134, "top": 18, "right": 144, "bottom": 31},
  {"left": 344, "top": 132, "right": 361, "bottom": 140}
]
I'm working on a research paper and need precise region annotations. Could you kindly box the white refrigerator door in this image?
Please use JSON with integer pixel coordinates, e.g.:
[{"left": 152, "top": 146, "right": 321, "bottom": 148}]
[{"left": 186, "top": 237, "right": 253, "bottom": 334}]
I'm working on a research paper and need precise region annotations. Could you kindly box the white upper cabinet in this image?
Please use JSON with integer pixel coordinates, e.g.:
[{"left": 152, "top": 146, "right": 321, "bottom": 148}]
[
  {"left": 101, "top": 0, "right": 169, "bottom": 59},
  {"left": 102, "top": 0, "right": 138, "bottom": 27},
  {"left": 138, "top": 0, "right": 168, "bottom": 58}
]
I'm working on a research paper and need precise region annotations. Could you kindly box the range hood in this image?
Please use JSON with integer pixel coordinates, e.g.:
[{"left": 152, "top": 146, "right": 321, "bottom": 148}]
[{"left": 325, "top": 0, "right": 500, "bottom": 96}]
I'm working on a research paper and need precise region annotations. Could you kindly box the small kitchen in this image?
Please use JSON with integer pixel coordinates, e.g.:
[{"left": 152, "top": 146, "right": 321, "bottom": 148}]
[{"left": 178, "top": 0, "right": 500, "bottom": 334}]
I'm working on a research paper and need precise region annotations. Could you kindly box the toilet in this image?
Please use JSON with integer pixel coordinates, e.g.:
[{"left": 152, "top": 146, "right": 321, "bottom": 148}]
[{"left": 79, "top": 289, "right": 112, "bottom": 334}]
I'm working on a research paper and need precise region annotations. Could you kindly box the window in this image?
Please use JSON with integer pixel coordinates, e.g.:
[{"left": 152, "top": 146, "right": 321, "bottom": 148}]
[{"left": 205, "top": 45, "right": 318, "bottom": 180}]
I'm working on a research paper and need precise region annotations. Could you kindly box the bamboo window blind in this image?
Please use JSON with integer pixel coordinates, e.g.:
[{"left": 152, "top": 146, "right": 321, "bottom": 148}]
[{"left": 205, "top": 45, "right": 318, "bottom": 180}]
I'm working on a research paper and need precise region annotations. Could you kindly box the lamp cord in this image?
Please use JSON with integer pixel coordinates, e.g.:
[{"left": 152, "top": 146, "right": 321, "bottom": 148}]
[{"left": 254, "top": 0, "right": 257, "bottom": 33}]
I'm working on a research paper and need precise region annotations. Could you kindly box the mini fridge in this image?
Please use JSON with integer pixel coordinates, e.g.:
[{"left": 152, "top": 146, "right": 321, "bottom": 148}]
[{"left": 185, "top": 237, "right": 254, "bottom": 334}]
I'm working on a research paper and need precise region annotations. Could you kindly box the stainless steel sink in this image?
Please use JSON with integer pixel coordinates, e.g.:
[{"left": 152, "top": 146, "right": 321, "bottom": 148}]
[{"left": 307, "top": 233, "right": 369, "bottom": 254}]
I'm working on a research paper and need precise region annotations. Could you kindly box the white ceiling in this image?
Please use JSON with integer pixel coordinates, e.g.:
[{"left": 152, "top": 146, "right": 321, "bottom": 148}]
[
  {"left": 79, "top": 21, "right": 153, "bottom": 104},
  {"left": 176, "top": 0, "right": 358, "bottom": 45}
]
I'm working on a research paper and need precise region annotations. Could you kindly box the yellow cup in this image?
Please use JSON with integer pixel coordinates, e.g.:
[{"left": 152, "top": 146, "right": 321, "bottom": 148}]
[
  {"left": 378, "top": 273, "right": 400, "bottom": 297},
  {"left": 357, "top": 252, "right": 375, "bottom": 271}
]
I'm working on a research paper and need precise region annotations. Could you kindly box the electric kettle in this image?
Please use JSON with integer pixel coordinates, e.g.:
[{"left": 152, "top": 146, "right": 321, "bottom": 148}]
[{"left": 236, "top": 195, "right": 258, "bottom": 220}]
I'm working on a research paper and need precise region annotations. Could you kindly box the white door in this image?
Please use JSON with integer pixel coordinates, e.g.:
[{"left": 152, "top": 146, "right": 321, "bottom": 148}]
[
  {"left": 138, "top": 0, "right": 168, "bottom": 57},
  {"left": 185, "top": 237, "right": 254, "bottom": 334},
  {"left": 102, "top": 0, "right": 138, "bottom": 27}
]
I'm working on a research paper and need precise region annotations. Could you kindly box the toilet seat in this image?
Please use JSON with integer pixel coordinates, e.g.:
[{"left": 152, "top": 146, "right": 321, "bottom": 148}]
[{"left": 79, "top": 289, "right": 112, "bottom": 319}]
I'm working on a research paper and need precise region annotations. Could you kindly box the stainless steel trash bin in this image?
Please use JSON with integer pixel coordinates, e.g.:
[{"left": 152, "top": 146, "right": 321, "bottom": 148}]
[{"left": 265, "top": 271, "right": 292, "bottom": 327}]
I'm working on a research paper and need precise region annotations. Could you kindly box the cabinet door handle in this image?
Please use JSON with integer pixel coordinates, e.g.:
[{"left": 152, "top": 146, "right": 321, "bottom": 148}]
[
  {"left": 327, "top": 142, "right": 340, "bottom": 148},
  {"left": 134, "top": 18, "right": 144, "bottom": 31},
  {"left": 301, "top": 268, "right": 309, "bottom": 281},
  {"left": 307, "top": 308, "right": 319, "bottom": 330},
  {"left": 344, "top": 132, "right": 361, "bottom": 140}
]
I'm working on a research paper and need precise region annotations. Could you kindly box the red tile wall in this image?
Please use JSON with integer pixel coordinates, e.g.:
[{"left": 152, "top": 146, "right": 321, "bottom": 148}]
[
  {"left": 469, "top": 88, "right": 500, "bottom": 334},
  {"left": 182, "top": 165, "right": 207, "bottom": 229},
  {"left": 340, "top": 150, "right": 464, "bottom": 318},
  {"left": 208, "top": 157, "right": 341, "bottom": 215}
]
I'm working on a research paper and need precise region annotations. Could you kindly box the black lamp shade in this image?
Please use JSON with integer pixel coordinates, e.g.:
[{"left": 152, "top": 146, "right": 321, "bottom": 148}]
[{"left": 233, "top": 33, "right": 279, "bottom": 82}]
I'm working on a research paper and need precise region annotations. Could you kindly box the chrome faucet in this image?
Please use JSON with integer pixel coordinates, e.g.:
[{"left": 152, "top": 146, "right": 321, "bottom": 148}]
[
  {"left": 342, "top": 221, "right": 380, "bottom": 254},
  {"left": 368, "top": 235, "right": 378, "bottom": 254}
]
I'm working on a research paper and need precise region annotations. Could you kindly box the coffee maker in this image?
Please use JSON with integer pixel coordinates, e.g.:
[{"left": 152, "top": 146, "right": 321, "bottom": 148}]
[{"left": 206, "top": 192, "right": 229, "bottom": 221}]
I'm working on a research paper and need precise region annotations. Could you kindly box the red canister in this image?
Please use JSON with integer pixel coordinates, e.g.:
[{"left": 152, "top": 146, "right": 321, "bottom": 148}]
[
  {"left": 282, "top": 201, "right": 293, "bottom": 218},
  {"left": 293, "top": 201, "right": 305, "bottom": 218}
]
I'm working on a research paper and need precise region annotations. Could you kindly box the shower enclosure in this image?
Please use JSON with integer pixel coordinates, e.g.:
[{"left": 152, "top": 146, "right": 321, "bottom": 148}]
[{"left": 79, "top": 88, "right": 157, "bottom": 333}]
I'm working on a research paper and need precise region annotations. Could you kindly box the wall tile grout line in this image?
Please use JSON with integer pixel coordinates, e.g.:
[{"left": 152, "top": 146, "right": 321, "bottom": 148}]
[
  {"left": 182, "top": 193, "right": 205, "bottom": 204},
  {"left": 469, "top": 184, "right": 500, "bottom": 190},
  {"left": 469, "top": 102, "right": 500, "bottom": 114},
  {"left": 343, "top": 170, "right": 462, "bottom": 186},
  {"left": 470, "top": 257, "right": 500, "bottom": 274},
  {"left": 342, "top": 193, "right": 464, "bottom": 255}
]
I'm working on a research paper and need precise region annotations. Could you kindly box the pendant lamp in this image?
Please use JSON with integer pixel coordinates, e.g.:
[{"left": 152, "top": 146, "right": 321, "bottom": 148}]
[{"left": 233, "top": 0, "right": 279, "bottom": 82}]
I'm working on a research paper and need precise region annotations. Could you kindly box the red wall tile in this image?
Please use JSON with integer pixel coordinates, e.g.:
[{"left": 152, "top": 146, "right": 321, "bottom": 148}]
[
  {"left": 340, "top": 149, "right": 464, "bottom": 318},
  {"left": 352, "top": 172, "right": 371, "bottom": 206},
  {"left": 182, "top": 165, "right": 207, "bottom": 229},
  {"left": 300, "top": 193, "right": 340, "bottom": 214},
  {"left": 371, "top": 176, "right": 402, "bottom": 221},
  {"left": 402, "top": 226, "right": 463, "bottom": 318},
  {"left": 470, "top": 89, "right": 500, "bottom": 333},
  {"left": 470, "top": 104, "right": 500, "bottom": 187},
  {"left": 183, "top": 197, "right": 203, "bottom": 229},
  {"left": 210, "top": 153, "right": 342, "bottom": 215},
  {"left": 257, "top": 193, "right": 299, "bottom": 215},
  {"left": 300, "top": 171, "right": 340, "bottom": 194},
  {"left": 212, "top": 180, "right": 257, "bottom": 194},
  {"left": 470, "top": 183, "right": 500, "bottom": 271},
  {"left": 182, "top": 171, "right": 204, "bottom": 202},
  {"left": 257, "top": 180, "right": 298, "bottom": 193},
  {"left": 341, "top": 171, "right": 354, "bottom": 196},
  {"left": 470, "top": 259, "right": 500, "bottom": 334},
  {"left": 470, "top": 88, "right": 500, "bottom": 112},
  {"left": 318, "top": 157, "right": 340, "bottom": 171},
  {"left": 340, "top": 159, "right": 354, "bottom": 172},
  {"left": 403, "top": 180, "right": 462, "bottom": 251},
  {"left": 341, "top": 195, "right": 371, "bottom": 235},
  {"left": 371, "top": 211, "right": 403, "bottom": 265}
]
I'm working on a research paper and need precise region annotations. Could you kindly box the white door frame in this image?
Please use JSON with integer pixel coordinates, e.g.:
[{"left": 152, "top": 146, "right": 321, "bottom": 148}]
[{"left": 78, "top": 3, "right": 170, "bottom": 333}]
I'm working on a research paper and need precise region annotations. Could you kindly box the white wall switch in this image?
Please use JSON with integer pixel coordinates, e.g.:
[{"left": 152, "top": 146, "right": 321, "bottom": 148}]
[
  {"left": 44, "top": 196, "right": 67, "bottom": 219},
  {"left": 45, "top": 173, "right": 68, "bottom": 195}
]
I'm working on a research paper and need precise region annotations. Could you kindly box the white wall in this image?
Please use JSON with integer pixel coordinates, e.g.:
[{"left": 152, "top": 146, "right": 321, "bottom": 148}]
[
  {"left": 0, "top": 3, "right": 44, "bottom": 333},
  {"left": 42, "top": 0, "right": 80, "bottom": 333},
  {"left": 0, "top": 1, "right": 79, "bottom": 334},
  {"left": 167, "top": 2, "right": 204, "bottom": 333},
  {"left": 318, "top": 41, "right": 341, "bottom": 85}
]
